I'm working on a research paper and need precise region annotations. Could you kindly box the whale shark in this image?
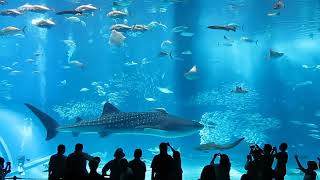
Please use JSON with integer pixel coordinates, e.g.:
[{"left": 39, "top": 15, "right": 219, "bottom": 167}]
[{"left": 25, "top": 103, "right": 204, "bottom": 140}]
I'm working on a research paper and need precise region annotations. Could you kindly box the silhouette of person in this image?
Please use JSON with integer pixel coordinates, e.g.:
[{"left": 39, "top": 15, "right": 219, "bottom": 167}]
[
  {"left": 244, "top": 145, "right": 263, "bottom": 180},
  {"left": 102, "top": 148, "right": 126, "bottom": 180},
  {"left": 0, "top": 157, "right": 10, "bottom": 180},
  {"left": 200, "top": 164, "right": 216, "bottom": 180},
  {"left": 167, "top": 143, "right": 182, "bottom": 180},
  {"left": 295, "top": 155, "right": 318, "bottom": 180},
  {"left": 128, "top": 149, "right": 146, "bottom": 180},
  {"left": 210, "top": 153, "right": 231, "bottom": 180},
  {"left": 65, "top": 143, "right": 94, "bottom": 180},
  {"left": 260, "top": 144, "right": 275, "bottom": 180},
  {"left": 151, "top": 142, "right": 173, "bottom": 180},
  {"left": 274, "top": 143, "right": 288, "bottom": 180},
  {"left": 119, "top": 158, "right": 133, "bottom": 180},
  {"left": 88, "top": 157, "right": 104, "bottom": 180},
  {"left": 49, "top": 144, "right": 67, "bottom": 180}
]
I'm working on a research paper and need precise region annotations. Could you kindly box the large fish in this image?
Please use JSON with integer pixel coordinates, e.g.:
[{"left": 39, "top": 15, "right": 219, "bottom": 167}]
[
  {"left": 0, "top": 9, "right": 23, "bottom": 16},
  {"left": 184, "top": 65, "right": 199, "bottom": 80},
  {"left": 0, "top": 26, "right": 25, "bottom": 36},
  {"left": 208, "top": 25, "right": 237, "bottom": 32},
  {"left": 56, "top": 10, "right": 82, "bottom": 15},
  {"left": 269, "top": 49, "right": 284, "bottom": 59},
  {"left": 25, "top": 102, "right": 204, "bottom": 140},
  {"left": 195, "top": 138, "right": 245, "bottom": 151}
]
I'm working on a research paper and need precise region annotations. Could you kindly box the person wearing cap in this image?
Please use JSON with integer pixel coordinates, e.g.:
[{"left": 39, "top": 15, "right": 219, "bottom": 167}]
[
  {"left": 88, "top": 157, "right": 104, "bottom": 180},
  {"left": 102, "top": 148, "right": 127, "bottom": 180}
]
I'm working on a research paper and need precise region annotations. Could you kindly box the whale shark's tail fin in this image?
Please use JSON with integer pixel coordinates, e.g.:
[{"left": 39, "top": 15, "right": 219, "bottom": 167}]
[{"left": 24, "top": 103, "right": 59, "bottom": 141}]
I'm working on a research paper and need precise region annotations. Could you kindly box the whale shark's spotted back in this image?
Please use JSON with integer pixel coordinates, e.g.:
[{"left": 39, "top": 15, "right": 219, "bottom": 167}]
[
  {"left": 25, "top": 102, "right": 203, "bottom": 140},
  {"left": 70, "top": 112, "right": 167, "bottom": 129}
]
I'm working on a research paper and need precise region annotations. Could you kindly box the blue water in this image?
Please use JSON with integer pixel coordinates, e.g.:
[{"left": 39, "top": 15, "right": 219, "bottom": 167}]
[{"left": 1, "top": 0, "right": 320, "bottom": 179}]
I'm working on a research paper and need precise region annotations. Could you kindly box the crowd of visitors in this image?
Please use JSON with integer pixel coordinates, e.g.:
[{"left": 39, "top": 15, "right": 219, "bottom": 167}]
[{"left": 0, "top": 142, "right": 320, "bottom": 180}]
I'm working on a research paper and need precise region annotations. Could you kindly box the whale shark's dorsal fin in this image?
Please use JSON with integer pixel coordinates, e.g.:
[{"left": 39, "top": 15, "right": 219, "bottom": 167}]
[{"left": 102, "top": 102, "right": 120, "bottom": 116}]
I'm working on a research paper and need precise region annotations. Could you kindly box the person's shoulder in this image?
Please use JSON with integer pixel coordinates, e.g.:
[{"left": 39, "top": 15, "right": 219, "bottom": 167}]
[
  {"left": 61, "top": 155, "right": 67, "bottom": 160},
  {"left": 204, "top": 164, "right": 215, "bottom": 169},
  {"left": 107, "top": 159, "right": 115, "bottom": 164},
  {"left": 68, "top": 152, "right": 75, "bottom": 157},
  {"left": 153, "top": 154, "right": 160, "bottom": 160},
  {"left": 136, "top": 159, "right": 146, "bottom": 166},
  {"left": 50, "top": 154, "right": 57, "bottom": 159}
]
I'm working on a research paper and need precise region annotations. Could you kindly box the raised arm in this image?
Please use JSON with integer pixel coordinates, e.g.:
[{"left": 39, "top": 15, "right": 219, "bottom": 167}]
[
  {"left": 3, "top": 162, "right": 11, "bottom": 176},
  {"left": 271, "top": 146, "right": 276, "bottom": 155},
  {"left": 295, "top": 155, "right": 307, "bottom": 173},
  {"left": 167, "top": 143, "right": 176, "bottom": 153},
  {"left": 272, "top": 147, "right": 278, "bottom": 158},
  {"left": 210, "top": 154, "right": 219, "bottom": 165}
]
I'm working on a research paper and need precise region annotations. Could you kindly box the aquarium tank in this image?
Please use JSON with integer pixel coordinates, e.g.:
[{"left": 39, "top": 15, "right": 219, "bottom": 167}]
[{"left": 0, "top": 0, "right": 320, "bottom": 179}]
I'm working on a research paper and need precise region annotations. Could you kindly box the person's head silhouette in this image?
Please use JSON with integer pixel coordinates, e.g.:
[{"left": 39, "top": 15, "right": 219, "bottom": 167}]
[
  {"left": 89, "top": 157, "right": 101, "bottom": 172},
  {"left": 307, "top": 161, "right": 318, "bottom": 170},
  {"left": 263, "top": 144, "right": 272, "bottom": 154},
  {"left": 134, "top": 149, "right": 142, "bottom": 159},
  {"left": 57, "top": 144, "right": 66, "bottom": 154},
  {"left": 220, "top": 154, "right": 230, "bottom": 167},
  {"left": 114, "top": 148, "right": 125, "bottom": 159},
  {"left": 159, "top": 143, "right": 168, "bottom": 155},
  {"left": 173, "top": 151, "right": 180, "bottom": 161},
  {"left": 279, "top": 143, "right": 288, "bottom": 152},
  {"left": 75, "top": 143, "right": 83, "bottom": 152},
  {"left": 252, "top": 149, "right": 262, "bottom": 160}
]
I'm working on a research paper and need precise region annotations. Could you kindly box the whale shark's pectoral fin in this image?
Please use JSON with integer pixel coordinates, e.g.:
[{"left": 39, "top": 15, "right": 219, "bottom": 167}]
[
  {"left": 72, "top": 132, "right": 80, "bottom": 137},
  {"left": 98, "top": 131, "right": 111, "bottom": 138},
  {"left": 102, "top": 102, "right": 120, "bottom": 116}
]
